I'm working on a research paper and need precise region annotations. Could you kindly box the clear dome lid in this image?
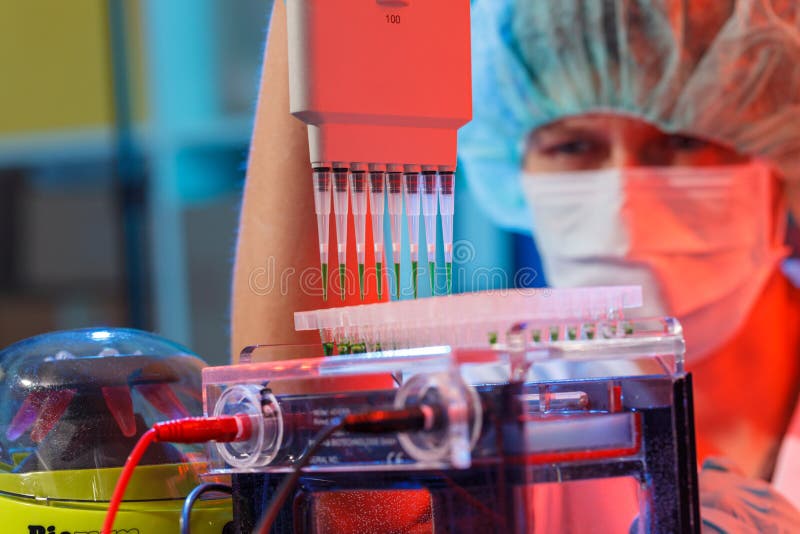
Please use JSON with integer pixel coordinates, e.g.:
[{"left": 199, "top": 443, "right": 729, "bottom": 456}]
[{"left": 0, "top": 328, "right": 210, "bottom": 502}]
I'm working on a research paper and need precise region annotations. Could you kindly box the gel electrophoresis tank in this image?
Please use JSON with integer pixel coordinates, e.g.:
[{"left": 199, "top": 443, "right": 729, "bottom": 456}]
[{"left": 204, "top": 287, "right": 700, "bottom": 533}]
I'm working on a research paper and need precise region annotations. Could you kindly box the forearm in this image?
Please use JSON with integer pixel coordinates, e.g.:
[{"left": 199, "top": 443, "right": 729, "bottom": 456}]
[{"left": 231, "top": 0, "right": 320, "bottom": 359}]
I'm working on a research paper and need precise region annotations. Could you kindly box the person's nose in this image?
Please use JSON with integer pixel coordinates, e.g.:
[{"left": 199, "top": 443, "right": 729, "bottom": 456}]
[{"left": 609, "top": 142, "right": 648, "bottom": 169}]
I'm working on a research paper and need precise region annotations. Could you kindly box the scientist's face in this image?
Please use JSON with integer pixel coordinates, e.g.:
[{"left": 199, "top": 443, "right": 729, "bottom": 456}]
[
  {"left": 522, "top": 112, "right": 783, "bottom": 252},
  {"left": 523, "top": 114, "right": 749, "bottom": 173}
]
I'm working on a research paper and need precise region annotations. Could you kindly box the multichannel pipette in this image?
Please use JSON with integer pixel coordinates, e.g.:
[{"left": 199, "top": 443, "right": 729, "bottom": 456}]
[
  {"left": 403, "top": 170, "right": 421, "bottom": 298},
  {"left": 421, "top": 171, "right": 438, "bottom": 294},
  {"left": 332, "top": 168, "right": 349, "bottom": 301},
  {"left": 312, "top": 168, "right": 331, "bottom": 301},
  {"left": 369, "top": 168, "right": 386, "bottom": 301},
  {"left": 349, "top": 166, "right": 368, "bottom": 300},
  {"left": 286, "top": 0, "right": 472, "bottom": 302}
]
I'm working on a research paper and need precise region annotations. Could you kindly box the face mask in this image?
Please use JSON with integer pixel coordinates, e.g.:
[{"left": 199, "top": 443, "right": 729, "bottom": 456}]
[{"left": 521, "top": 162, "right": 787, "bottom": 363}]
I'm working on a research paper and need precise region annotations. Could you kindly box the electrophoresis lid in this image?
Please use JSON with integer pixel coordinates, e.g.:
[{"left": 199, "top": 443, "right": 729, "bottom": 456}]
[{"left": 0, "top": 328, "right": 208, "bottom": 503}]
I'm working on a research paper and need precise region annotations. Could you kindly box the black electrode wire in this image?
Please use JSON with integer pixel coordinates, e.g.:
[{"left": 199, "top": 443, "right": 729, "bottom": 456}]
[
  {"left": 180, "top": 483, "right": 233, "bottom": 534},
  {"left": 253, "top": 419, "right": 345, "bottom": 534}
]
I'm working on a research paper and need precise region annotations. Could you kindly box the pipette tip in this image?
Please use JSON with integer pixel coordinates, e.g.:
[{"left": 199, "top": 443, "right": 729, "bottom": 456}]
[{"left": 429, "top": 262, "right": 435, "bottom": 296}]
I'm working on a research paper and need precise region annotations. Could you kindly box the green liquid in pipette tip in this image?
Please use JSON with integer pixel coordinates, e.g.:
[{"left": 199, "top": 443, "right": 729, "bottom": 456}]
[
  {"left": 339, "top": 264, "right": 346, "bottom": 301},
  {"left": 394, "top": 262, "right": 401, "bottom": 300},
  {"left": 321, "top": 263, "right": 328, "bottom": 301},
  {"left": 429, "top": 262, "right": 435, "bottom": 296},
  {"left": 358, "top": 263, "right": 365, "bottom": 301},
  {"left": 376, "top": 262, "right": 383, "bottom": 300},
  {"left": 446, "top": 262, "right": 453, "bottom": 295},
  {"left": 412, "top": 260, "right": 418, "bottom": 299}
]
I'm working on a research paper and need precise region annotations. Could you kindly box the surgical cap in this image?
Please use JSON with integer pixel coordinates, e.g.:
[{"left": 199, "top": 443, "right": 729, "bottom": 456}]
[{"left": 459, "top": 0, "right": 800, "bottom": 232}]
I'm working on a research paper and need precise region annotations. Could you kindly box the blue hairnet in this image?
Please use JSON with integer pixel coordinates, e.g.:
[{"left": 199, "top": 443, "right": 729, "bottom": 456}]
[{"left": 459, "top": 0, "right": 800, "bottom": 232}]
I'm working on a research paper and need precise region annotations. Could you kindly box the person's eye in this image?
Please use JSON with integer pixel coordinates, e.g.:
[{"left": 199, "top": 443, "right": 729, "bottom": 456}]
[
  {"left": 544, "top": 139, "right": 598, "bottom": 156},
  {"left": 666, "top": 134, "right": 710, "bottom": 152}
]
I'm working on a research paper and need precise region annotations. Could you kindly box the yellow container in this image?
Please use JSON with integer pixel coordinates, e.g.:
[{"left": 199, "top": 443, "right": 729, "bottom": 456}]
[{"left": 0, "top": 464, "right": 232, "bottom": 533}]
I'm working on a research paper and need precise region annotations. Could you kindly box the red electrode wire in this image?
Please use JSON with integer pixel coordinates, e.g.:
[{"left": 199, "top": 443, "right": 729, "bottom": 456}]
[{"left": 101, "top": 415, "right": 251, "bottom": 534}]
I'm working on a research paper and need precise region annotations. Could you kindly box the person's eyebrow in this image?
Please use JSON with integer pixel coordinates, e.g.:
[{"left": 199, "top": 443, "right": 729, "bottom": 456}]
[{"left": 529, "top": 123, "right": 605, "bottom": 147}]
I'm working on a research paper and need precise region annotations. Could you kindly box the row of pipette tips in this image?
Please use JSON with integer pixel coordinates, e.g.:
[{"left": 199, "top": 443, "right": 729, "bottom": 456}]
[{"left": 312, "top": 164, "right": 455, "bottom": 302}]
